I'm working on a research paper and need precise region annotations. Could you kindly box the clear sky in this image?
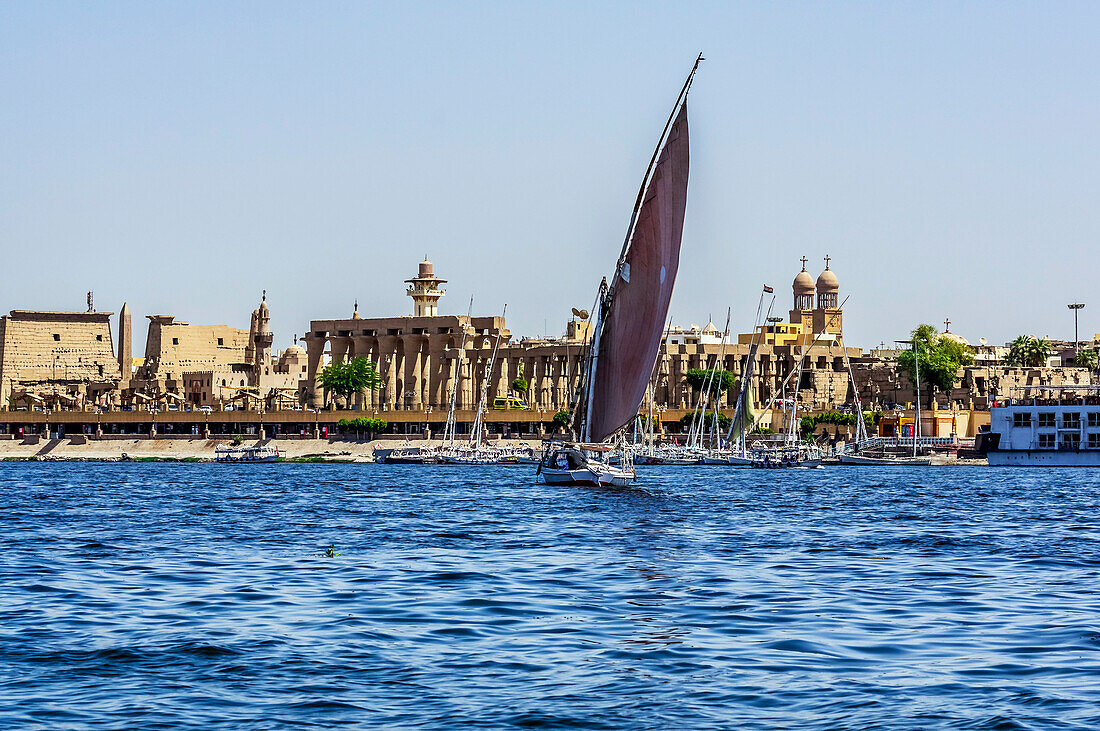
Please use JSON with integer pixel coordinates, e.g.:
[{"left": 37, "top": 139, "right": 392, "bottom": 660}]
[{"left": 2, "top": 2, "right": 1098, "bottom": 351}]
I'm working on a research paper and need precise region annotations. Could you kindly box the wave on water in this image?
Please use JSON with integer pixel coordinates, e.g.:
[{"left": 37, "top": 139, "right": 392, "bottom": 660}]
[{"left": 0, "top": 464, "right": 1098, "bottom": 729}]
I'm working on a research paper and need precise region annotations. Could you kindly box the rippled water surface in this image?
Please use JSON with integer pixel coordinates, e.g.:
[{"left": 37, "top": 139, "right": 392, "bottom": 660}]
[{"left": 2, "top": 464, "right": 1100, "bottom": 729}]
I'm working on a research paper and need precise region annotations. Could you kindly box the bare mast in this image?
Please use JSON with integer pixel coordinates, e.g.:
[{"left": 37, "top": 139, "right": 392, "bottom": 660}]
[
  {"left": 470, "top": 304, "right": 507, "bottom": 447},
  {"left": 443, "top": 296, "right": 474, "bottom": 445}
]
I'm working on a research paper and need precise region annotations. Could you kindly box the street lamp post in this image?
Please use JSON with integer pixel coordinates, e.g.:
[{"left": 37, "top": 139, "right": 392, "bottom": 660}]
[{"left": 1068, "top": 303, "right": 1085, "bottom": 348}]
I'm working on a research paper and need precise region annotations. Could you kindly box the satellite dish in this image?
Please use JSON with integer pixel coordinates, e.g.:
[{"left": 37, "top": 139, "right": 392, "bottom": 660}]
[
  {"left": 579, "top": 309, "right": 590, "bottom": 320},
  {"left": 571, "top": 307, "right": 581, "bottom": 319},
  {"left": 979, "top": 337, "right": 987, "bottom": 345}
]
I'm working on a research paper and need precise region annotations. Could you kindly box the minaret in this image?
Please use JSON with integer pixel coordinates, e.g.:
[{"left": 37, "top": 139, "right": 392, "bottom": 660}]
[
  {"left": 254, "top": 291, "right": 273, "bottom": 376},
  {"left": 245, "top": 309, "right": 258, "bottom": 365},
  {"left": 405, "top": 258, "right": 446, "bottom": 317},
  {"left": 118, "top": 302, "right": 132, "bottom": 385}
]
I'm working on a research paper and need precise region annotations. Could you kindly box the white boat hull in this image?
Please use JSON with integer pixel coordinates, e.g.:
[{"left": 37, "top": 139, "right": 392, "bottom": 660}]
[
  {"left": 837, "top": 454, "right": 931, "bottom": 466},
  {"left": 540, "top": 465, "right": 635, "bottom": 487},
  {"left": 988, "top": 450, "right": 1100, "bottom": 466}
]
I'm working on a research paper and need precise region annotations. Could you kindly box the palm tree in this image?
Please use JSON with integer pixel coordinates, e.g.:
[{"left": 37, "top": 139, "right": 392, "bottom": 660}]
[
  {"left": 1075, "top": 348, "right": 1100, "bottom": 370},
  {"left": 1004, "top": 335, "right": 1053, "bottom": 368}
]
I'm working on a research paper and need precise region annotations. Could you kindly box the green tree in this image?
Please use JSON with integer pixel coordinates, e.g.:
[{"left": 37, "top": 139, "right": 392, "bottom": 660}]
[
  {"left": 337, "top": 417, "right": 388, "bottom": 439},
  {"left": 1002, "top": 335, "right": 1053, "bottom": 368},
  {"left": 679, "top": 411, "right": 732, "bottom": 431},
  {"left": 863, "top": 410, "right": 883, "bottom": 429},
  {"left": 1075, "top": 348, "right": 1100, "bottom": 370},
  {"left": 511, "top": 377, "right": 529, "bottom": 395},
  {"left": 552, "top": 410, "right": 572, "bottom": 432},
  {"left": 319, "top": 357, "right": 382, "bottom": 408},
  {"left": 684, "top": 369, "right": 737, "bottom": 393},
  {"left": 897, "top": 324, "right": 974, "bottom": 396}
]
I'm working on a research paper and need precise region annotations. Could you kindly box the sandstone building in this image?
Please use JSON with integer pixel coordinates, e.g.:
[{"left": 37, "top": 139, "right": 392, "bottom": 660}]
[
  {"left": 131, "top": 294, "right": 306, "bottom": 409},
  {"left": 0, "top": 308, "right": 124, "bottom": 409},
  {"left": 303, "top": 257, "right": 863, "bottom": 420}
]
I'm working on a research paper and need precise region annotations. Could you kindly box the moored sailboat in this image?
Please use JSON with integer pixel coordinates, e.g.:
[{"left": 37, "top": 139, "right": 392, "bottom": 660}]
[{"left": 539, "top": 56, "right": 701, "bottom": 487}]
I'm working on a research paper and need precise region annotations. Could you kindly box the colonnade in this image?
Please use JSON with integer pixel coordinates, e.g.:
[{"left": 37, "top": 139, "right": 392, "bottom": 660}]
[{"left": 303, "top": 329, "right": 859, "bottom": 413}]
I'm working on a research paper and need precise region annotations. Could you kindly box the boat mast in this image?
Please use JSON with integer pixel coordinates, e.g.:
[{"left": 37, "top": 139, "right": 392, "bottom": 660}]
[
  {"left": 581, "top": 279, "right": 608, "bottom": 443},
  {"left": 708, "top": 309, "right": 732, "bottom": 448},
  {"left": 788, "top": 339, "right": 806, "bottom": 446},
  {"left": 839, "top": 330, "right": 868, "bottom": 444},
  {"left": 726, "top": 288, "right": 774, "bottom": 449},
  {"left": 687, "top": 353, "right": 716, "bottom": 449},
  {"left": 443, "top": 296, "right": 474, "bottom": 446},
  {"left": 748, "top": 295, "right": 848, "bottom": 437},
  {"left": 470, "top": 304, "right": 507, "bottom": 447},
  {"left": 913, "top": 338, "right": 921, "bottom": 458}
]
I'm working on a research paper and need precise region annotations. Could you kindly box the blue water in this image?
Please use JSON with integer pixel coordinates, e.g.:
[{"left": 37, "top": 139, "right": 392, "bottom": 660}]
[{"left": 1, "top": 465, "right": 1099, "bottom": 730}]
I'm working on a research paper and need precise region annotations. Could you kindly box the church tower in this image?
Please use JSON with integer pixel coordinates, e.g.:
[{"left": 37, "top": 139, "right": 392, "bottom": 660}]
[
  {"left": 790, "top": 256, "right": 815, "bottom": 325},
  {"left": 812, "top": 255, "right": 843, "bottom": 343},
  {"left": 405, "top": 258, "right": 446, "bottom": 317}
]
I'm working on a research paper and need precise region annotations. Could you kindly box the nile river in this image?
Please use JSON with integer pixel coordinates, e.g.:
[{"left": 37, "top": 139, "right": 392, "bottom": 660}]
[{"left": 1, "top": 464, "right": 1098, "bottom": 729}]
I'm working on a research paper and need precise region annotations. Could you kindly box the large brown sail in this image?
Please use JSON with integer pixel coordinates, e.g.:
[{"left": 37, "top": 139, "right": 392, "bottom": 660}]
[{"left": 586, "top": 102, "right": 690, "bottom": 443}]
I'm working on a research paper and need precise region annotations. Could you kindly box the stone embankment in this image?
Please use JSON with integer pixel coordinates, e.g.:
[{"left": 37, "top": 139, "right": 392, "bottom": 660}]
[{"left": 0, "top": 437, "right": 541, "bottom": 462}]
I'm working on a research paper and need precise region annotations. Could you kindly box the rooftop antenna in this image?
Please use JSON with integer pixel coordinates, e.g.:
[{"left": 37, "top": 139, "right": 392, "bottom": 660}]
[{"left": 87, "top": 291, "right": 94, "bottom": 313}]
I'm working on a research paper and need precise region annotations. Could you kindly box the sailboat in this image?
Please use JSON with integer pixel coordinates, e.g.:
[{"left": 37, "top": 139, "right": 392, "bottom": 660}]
[
  {"left": 696, "top": 285, "right": 775, "bottom": 466},
  {"left": 837, "top": 332, "right": 931, "bottom": 465},
  {"left": 748, "top": 330, "right": 823, "bottom": 468},
  {"left": 539, "top": 56, "right": 701, "bottom": 487}
]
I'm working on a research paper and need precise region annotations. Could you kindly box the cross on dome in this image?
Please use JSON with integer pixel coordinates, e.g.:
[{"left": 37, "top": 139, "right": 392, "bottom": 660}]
[{"left": 824, "top": 254, "right": 831, "bottom": 269}]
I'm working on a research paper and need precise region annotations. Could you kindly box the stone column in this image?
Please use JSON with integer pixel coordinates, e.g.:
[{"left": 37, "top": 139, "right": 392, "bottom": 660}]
[
  {"left": 332, "top": 338, "right": 350, "bottom": 365},
  {"left": 420, "top": 347, "right": 431, "bottom": 410},
  {"left": 305, "top": 336, "right": 325, "bottom": 408},
  {"left": 408, "top": 339, "right": 423, "bottom": 409},
  {"left": 388, "top": 340, "right": 402, "bottom": 410}
]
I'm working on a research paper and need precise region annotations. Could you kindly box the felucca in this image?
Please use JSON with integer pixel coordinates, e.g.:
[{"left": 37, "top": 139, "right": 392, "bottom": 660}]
[{"left": 539, "top": 55, "right": 701, "bottom": 487}]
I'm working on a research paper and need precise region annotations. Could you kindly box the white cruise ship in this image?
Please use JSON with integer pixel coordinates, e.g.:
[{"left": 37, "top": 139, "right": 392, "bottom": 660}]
[{"left": 984, "top": 386, "right": 1100, "bottom": 466}]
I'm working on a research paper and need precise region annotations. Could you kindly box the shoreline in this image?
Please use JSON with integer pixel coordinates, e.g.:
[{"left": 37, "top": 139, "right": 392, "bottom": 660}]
[
  {"left": 0, "top": 437, "right": 544, "bottom": 463},
  {"left": 0, "top": 437, "right": 988, "bottom": 465}
]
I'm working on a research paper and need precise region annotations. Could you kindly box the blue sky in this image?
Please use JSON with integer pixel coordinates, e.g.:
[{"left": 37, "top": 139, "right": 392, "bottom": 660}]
[{"left": 2, "top": 2, "right": 1098, "bottom": 350}]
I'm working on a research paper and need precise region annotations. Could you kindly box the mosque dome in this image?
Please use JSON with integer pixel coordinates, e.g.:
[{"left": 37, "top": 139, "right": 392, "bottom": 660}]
[
  {"left": 418, "top": 258, "right": 434, "bottom": 278},
  {"left": 793, "top": 269, "right": 815, "bottom": 295},
  {"left": 816, "top": 267, "right": 839, "bottom": 293},
  {"left": 282, "top": 344, "right": 306, "bottom": 357},
  {"left": 258, "top": 300, "right": 270, "bottom": 318}
]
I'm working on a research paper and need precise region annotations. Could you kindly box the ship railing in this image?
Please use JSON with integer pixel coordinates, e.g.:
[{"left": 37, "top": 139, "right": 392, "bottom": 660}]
[{"left": 846, "top": 436, "right": 973, "bottom": 453}]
